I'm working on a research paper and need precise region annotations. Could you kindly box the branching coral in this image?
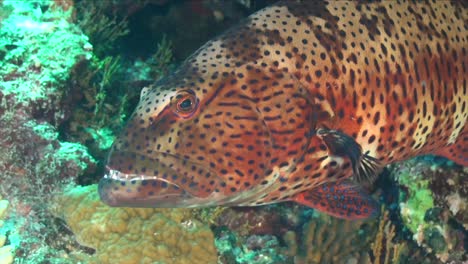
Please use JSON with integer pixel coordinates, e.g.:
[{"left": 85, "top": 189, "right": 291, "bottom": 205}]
[
  {"left": 92, "top": 55, "right": 123, "bottom": 120},
  {"left": 148, "top": 35, "right": 174, "bottom": 79},
  {"left": 370, "top": 208, "right": 405, "bottom": 264},
  {"left": 76, "top": 1, "right": 129, "bottom": 57},
  {"left": 62, "top": 2, "right": 155, "bottom": 163},
  {"left": 285, "top": 212, "right": 377, "bottom": 264},
  {"left": 63, "top": 53, "right": 127, "bottom": 169},
  {"left": 51, "top": 184, "right": 217, "bottom": 264}
]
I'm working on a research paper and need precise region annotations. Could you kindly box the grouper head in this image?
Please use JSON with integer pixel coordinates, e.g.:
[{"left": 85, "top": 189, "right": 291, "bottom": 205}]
[
  {"left": 98, "top": 31, "right": 315, "bottom": 208},
  {"left": 98, "top": 58, "right": 314, "bottom": 208}
]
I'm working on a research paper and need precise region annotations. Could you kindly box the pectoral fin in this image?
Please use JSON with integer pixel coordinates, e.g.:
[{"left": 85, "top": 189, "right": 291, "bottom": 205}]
[
  {"left": 293, "top": 181, "right": 380, "bottom": 220},
  {"left": 316, "top": 128, "right": 382, "bottom": 183}
]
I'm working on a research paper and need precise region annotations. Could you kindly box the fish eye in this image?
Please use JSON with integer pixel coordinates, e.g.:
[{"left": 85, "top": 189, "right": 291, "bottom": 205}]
[
  {"left": 173, "top": 90, "right": 198, "bottom": 118},
  {"left": 179, "top": 98, "right": 193, "bottom": 111}
]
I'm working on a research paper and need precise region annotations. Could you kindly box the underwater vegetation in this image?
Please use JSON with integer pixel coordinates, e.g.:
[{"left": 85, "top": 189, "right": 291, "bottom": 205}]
[{"left": 0, "top": 0, "right": 466, "bottom": 264}]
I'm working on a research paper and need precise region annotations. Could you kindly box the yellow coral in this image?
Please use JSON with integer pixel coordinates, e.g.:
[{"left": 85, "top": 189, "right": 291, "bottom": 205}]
[
  {"left": 0, "top": 197, "right": 14, "bottom": 264},
  {"left": 371, "top": 208, "right": 405, "bottom": 264},
  {"left": 51, "top": 185, "right": 217, "bottom": 264}
]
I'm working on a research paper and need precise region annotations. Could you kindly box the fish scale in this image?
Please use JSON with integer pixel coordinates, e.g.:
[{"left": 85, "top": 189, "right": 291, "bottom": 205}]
[{"left": 99, "top": 1, "right": 467, "bottom": 219}]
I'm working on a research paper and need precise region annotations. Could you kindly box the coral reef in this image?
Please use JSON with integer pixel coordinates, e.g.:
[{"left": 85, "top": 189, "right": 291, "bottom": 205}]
[
  {"left": 0, "top": 197, "right": 14, "bottom": 264},
  {"left": 214, "top": 204, "right": 378, "bottom": 264},
  {"left": 213, "top": 204, "right": 306, "bottom": 263},
  {"left": 0, "top": 0, "right": 91, "bottom": 124},
  {"left": 0, "top": 0, "right": 95, "bottom": 187},
  {"left": 215, "top": 229, "right": 291, "bottom": 264},
  {"left": 212, "top": 199, "right": 447, "bottom": 264},
  {"left": 287, "top": 212, "right": 377, "bottom": 264},
  {"left": 51, "top": 184, "right": 217, "bottom": 264},
  {"left": 0, "top": 0, "right": 97, "bottom": 261},
  {"left": 391, "top": 158, "right": 467, "bottom": 263},
  {"left": 214, "top": 203, "right": 309, "bottom": 237}
]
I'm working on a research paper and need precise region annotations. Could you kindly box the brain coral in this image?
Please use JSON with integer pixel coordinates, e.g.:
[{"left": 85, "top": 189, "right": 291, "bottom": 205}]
[{"left": 51, "top": 185, "right": 217, "bottom": 264}]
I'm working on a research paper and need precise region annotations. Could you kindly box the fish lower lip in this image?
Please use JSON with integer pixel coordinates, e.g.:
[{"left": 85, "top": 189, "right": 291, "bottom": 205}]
[{"left": 98, "top": 170, "right": 196, "bottom": 207}]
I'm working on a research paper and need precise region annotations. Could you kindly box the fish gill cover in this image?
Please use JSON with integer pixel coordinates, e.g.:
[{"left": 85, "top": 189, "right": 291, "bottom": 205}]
[{"left": 0, "top": 0, "right": 466, "bottom": 264}]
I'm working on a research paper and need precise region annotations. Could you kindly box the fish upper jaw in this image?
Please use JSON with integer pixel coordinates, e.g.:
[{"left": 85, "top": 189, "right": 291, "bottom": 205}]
[{"left": 99, "top": 147, "right": 229, "bottom": 208}]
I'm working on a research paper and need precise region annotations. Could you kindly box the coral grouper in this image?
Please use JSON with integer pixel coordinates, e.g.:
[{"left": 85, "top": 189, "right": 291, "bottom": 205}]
[{"left": 99, "top": 1, "right": 467, "bottom": 219}]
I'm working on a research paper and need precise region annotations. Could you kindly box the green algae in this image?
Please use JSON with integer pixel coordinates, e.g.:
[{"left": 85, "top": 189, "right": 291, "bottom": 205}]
[
  {"left": 397, "top": 172, "right": 434, "bottom": 234},
  {"left": 28, "top": 121, "right": 59, "bottom": 141},
  {"left": 392, "top": 160, "right": 463, "bottom": 260}
]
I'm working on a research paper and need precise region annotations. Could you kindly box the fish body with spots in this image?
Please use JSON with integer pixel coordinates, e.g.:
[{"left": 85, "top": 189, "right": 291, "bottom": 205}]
[{"left": 99, "top": 1, "right": 468, "bottom": 219}]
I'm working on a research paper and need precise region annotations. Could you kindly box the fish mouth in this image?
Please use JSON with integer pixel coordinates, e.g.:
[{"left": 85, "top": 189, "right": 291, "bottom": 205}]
[
  {"left": 98, "top": 169, "right": 197, "bottom": 207},
  {"left": 98, "top": 149, "right": 223, "bottom": 208}
]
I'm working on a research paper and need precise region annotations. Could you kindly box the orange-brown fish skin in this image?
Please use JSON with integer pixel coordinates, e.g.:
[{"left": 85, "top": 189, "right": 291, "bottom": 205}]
[{"left": 99, "top": 1, "right": 467, "bottom": 219}]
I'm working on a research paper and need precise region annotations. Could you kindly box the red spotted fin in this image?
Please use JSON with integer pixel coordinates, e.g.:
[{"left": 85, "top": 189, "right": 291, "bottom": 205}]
[{"left": 294, "top": 181, "right": 379, "bottom": 219}]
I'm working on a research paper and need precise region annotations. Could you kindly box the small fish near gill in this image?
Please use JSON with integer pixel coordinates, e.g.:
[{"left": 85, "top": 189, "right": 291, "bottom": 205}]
[{"left": 99, "top": 1, "right": 468, "bottom": 220}]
